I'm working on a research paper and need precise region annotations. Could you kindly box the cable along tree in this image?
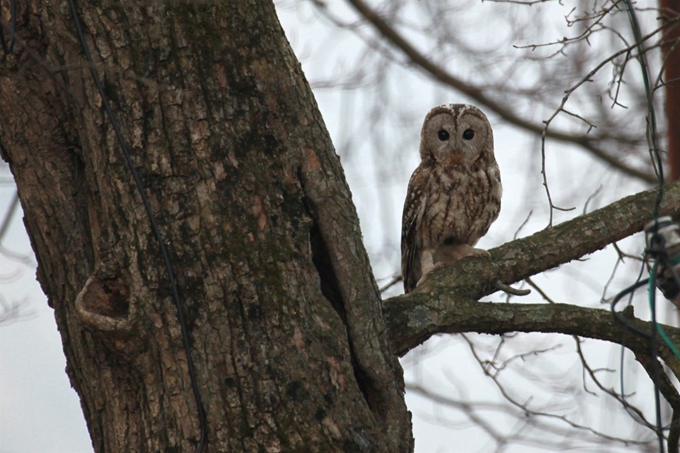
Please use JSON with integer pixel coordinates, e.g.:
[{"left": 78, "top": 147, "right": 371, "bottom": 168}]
[{"left": 1, "top": 0, "right": 680, "bottom": 452}]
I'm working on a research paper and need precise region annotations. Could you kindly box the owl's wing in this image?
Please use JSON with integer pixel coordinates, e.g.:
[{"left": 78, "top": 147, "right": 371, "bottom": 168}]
[{"left": 401, "top": 166, "right": 427, "bottom": 294}]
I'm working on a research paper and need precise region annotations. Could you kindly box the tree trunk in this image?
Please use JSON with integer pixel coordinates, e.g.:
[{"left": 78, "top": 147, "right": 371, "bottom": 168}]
[
  {"left": 0, "top": 1, "right": 412, "bottom": 451},
  {"left": 661, "top": 0, "right": 680, "bottom": 181}
]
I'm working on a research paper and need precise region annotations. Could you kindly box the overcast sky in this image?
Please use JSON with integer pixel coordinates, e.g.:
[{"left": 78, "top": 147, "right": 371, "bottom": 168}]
[{"left": 0, "top": 1, "right": 666, "bottom": 452}]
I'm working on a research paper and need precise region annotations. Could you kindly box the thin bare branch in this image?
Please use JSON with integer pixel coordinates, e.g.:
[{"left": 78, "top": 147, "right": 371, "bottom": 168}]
[
  {"left": 461, "top": 334, "right": 655, "bottom": 446},
  {"left": 342, "top": 0, "right": 658, "bottom": 183},
  {"left": 0, "top": 191, "right": 19, "bottom": 244}
]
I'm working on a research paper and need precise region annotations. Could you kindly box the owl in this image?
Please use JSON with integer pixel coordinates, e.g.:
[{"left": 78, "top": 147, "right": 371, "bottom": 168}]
[{"left": 401, "top": 104, "right": 502, "bottom": 293}]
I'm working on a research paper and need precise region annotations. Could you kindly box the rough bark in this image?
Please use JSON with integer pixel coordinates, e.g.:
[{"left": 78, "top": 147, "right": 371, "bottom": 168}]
[{"left": 0, "top": 1, "right": 410, "bottom": 452}]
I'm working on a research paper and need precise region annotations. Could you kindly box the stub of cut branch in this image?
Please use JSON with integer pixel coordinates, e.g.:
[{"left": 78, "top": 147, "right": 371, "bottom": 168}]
[{"left": 75, "top": 271, "right": 133, "bottom": 333}]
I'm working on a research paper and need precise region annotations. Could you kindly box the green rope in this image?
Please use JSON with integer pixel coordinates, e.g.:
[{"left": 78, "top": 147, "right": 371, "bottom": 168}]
[{"left": 650, "top": 262, "right": 680, "bottom": 360}]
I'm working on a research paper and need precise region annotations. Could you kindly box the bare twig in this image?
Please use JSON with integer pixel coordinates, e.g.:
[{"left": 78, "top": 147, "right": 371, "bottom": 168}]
[
  {"left": 341, "top": 0, "right": 658, "bottom": 183},
  {"left": 0, "top": 191, "right": 19, "bottom": 244},
  {"left": 379, "top": 275, "right": 403, "bottom": 294},
  {"left": 495, "top": 280, "right": 531, "bottom": 296},
  {"left": 461, "top": 334, "right": 655, "bottom": 445}
]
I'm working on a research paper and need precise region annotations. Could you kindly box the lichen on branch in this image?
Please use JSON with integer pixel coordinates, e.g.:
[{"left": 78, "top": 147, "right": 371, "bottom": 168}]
[{"left": 385, "top": 181, "right": 680, "bottom": 355}]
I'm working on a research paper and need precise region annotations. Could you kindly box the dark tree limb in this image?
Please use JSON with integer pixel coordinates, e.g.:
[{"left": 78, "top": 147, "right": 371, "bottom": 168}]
[
  {"left": 385, "top": 180, "right": 680, "bottom": 356},
  {"left": 633, "top": 350, "right": 680, "bottom": 453}
]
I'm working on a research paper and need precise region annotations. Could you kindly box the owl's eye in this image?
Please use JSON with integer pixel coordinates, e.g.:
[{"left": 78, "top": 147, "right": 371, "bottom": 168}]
[
  {"left": 437, "top": 130, "right": 449, "bottom": 141},
  {"left": 463, "top": 129, "right": 475, "bottom": 140}
]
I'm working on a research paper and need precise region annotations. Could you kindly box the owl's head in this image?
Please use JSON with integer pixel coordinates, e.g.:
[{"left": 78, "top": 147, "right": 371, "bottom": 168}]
[{"left": 419, "top": 104, "right": 494, "bottom": 167}]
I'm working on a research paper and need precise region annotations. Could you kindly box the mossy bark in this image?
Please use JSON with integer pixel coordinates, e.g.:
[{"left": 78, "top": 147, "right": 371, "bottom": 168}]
[{"left": 0, "top": 1, "right": 411, "bottom": 452}]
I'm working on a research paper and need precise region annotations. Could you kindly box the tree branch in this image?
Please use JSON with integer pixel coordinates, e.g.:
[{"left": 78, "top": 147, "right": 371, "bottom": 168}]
[
  {"left": 632, "top": 350, "right": 680, "bottom": 452},
  {"left": 344, "top": 0, "right": 657, "bottom": 184},
  {"left": 385, "top": 180, "right": 680, "bottom": 356}
]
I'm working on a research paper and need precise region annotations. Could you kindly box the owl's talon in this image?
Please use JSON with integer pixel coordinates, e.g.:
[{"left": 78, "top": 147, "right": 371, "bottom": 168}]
[
  {"left": 415, "top": 262, "right": 447, "bottom": 288},
  {"left": 468, "top": 248, "right": 490, "bottom": 259}
]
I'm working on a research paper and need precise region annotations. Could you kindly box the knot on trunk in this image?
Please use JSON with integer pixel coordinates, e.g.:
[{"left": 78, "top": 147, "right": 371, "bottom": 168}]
[{"left": 75, "top": 269, "right": 133, "bottom": 333}]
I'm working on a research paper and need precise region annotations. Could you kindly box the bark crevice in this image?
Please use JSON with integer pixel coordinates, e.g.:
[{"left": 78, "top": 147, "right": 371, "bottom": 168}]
[
  {"left": 299, "top": 153, "right": 412, "bottom": 450},
  {"left": 308, "top": 213, "right": 345, "bottom": 319},
  {"left": 307, "top": 209, "right": 386, "bottom": 424}
]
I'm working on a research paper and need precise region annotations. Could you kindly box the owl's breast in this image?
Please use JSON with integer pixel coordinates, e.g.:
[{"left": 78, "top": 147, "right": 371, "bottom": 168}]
[{"left": 420, "top": 165, "right": 501, "bottom": 247}]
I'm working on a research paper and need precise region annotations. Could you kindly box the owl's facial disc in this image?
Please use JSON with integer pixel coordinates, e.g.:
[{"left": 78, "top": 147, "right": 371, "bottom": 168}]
[{"left": 428, "top": 112, "right": 489, "bottom": 166}]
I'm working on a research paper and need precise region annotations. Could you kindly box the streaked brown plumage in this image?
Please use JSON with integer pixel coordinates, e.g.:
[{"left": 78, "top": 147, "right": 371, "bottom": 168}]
[{"left": 401, "top": 104, "right": 502, "bottom": 293}]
